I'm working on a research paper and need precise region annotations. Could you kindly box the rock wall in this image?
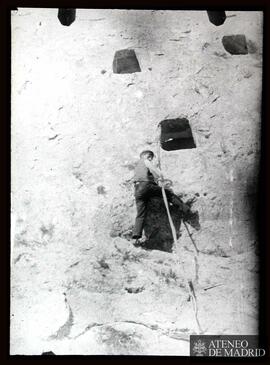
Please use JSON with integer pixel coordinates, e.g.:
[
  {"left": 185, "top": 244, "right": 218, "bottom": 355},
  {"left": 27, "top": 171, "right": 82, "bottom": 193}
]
[{"left": 11, "top": 9, "right": 262, "bottom": 355}]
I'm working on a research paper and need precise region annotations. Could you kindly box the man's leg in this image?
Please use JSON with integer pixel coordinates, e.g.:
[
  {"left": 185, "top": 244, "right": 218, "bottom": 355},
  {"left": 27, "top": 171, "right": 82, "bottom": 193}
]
[{"left": 132, "top": 197, "right": 147, "bottom": 239}]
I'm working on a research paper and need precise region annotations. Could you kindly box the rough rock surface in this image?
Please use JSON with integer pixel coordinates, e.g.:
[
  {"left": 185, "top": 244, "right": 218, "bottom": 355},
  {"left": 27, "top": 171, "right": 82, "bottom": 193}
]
[{"left": 11, "top": 9, "right": 262, "bottom": 355}]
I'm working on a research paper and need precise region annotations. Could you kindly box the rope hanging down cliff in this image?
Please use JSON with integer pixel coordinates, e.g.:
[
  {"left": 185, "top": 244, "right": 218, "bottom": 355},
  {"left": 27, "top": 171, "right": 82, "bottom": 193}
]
[{"left": 156, "top": 128, "right": 203, "bottom": 334}]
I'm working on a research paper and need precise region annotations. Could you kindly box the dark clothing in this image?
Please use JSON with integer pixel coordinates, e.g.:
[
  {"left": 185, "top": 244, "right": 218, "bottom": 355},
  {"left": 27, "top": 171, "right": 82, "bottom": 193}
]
[
  {"left": 132, "top": 181, "right": 187, "bottom": 239},
  {"left": 133, "top": 159, "right": 155, "bottom": 183}
]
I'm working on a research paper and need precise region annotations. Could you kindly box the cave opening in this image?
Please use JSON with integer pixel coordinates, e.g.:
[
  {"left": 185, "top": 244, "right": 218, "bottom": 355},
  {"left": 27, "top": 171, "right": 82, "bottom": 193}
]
[{"left": 159, "top": 118, "right": 196, "bottom": 151}]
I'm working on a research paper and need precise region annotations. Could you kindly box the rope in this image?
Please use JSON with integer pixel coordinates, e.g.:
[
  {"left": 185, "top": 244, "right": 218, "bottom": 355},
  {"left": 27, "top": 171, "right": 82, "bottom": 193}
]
[
  {"left": 183, "top": 221, "right": 199, "bottom": 255},
  {"left": 161, "top": 186, "right": 178, "bottom": 246},
  {"left": 156, "top": 127, "right": 203, "bottom": 334}
]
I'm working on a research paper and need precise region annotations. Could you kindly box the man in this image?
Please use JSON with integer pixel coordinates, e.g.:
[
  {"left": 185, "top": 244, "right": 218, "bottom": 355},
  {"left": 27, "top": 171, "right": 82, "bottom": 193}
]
[{"left": 132, "top": 150, "right": 194, "bottom": 246}]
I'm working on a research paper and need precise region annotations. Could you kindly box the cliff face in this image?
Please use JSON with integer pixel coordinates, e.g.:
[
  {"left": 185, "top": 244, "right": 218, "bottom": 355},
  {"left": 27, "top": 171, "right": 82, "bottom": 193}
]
[{"left": 11, "top": 9, "right": 262, "bottom": 355}]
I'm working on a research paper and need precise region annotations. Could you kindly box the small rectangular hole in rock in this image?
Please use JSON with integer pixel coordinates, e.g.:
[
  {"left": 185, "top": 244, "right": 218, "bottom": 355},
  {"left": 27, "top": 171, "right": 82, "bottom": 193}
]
[
  {"left": 58, "top": 9, "right": 76, "bottom": 26},
  {"left": 222, "top": 35, "right": 248, "bottom": 55},
  {"left": 113, "top": 49, "right": 141, "bottom": 74},
  {"left": 207, "top": 11, "right": 226, "bottom": 26},
  {"left": 159, "top": 118, "right": 196, "bottom": 151}
]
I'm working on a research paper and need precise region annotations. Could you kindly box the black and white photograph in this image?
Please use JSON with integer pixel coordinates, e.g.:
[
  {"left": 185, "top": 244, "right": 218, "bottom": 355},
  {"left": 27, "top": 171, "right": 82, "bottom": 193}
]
[{"left": 10, "top": 7, "right": 263, "bottom": 355}]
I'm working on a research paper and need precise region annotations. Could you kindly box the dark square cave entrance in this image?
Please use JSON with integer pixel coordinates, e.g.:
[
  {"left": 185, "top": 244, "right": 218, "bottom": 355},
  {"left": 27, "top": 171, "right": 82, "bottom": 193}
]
[{"left": 159, "top": 118, "right": 196, "bottom": 151}]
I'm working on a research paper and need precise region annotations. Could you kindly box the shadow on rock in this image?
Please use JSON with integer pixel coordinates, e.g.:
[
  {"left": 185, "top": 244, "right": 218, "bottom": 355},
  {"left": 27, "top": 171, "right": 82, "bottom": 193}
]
[
  {"left": 183, "top": 209, "right": 201, "bottom": 231},
  {"left": 142, "top": 196, "right": 200, "bottom": 253}
]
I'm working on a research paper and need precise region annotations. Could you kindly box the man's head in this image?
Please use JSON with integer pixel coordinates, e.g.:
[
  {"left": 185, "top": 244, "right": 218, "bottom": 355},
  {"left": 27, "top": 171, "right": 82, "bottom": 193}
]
[{"left": 140, "top": 150, "right": 155, "bottom": 161}]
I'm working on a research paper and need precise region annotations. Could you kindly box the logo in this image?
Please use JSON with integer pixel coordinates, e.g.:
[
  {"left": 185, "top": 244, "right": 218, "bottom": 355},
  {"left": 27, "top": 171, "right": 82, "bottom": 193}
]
[
  {"left": 192, "top": 339, "right": 207, "bottom": 356},
  {"left": 190, "top": 336, "right": 266, "bottom": 357}
]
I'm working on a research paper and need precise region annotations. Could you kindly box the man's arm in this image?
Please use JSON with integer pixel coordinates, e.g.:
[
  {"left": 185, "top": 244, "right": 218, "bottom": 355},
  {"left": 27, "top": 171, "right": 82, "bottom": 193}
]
[{"left": 144, "top": 160, "right": 164, "bottom": 180}]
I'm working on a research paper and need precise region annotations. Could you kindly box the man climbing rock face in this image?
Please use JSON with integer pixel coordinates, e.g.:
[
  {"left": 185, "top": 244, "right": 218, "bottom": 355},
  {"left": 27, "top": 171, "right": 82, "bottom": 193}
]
[{"left": 132, "top": 150, "right": 197, "bottom": 247}]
